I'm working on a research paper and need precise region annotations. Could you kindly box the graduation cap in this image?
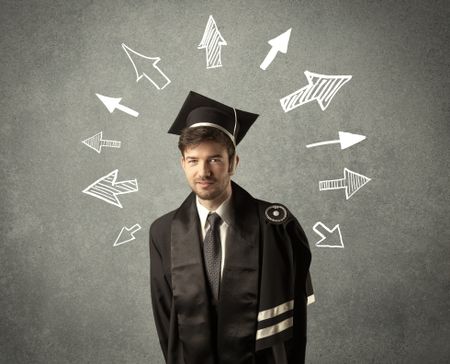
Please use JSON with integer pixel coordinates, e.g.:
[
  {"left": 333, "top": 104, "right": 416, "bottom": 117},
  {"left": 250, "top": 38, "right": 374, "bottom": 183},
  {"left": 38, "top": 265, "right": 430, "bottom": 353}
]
[{"left": 168, "top": 91, "right": 259, "bottom": 146}]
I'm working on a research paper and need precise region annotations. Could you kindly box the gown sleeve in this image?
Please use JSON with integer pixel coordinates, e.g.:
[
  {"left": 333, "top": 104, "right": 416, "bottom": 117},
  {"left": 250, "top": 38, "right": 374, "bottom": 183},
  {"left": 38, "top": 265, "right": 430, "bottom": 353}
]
[{"left": 149, "top": 227, "right": 172, "bottom": 362}]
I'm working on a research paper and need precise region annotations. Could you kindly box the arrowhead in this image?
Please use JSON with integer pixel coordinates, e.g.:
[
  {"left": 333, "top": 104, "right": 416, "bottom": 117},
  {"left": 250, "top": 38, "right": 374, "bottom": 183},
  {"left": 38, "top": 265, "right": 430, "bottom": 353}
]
[
  {"left": 121, "top": 43, "right": 161, "bottom": 81},
  {"left": 268, "top": 28, "right": 292, "bottom": 53},
  {"left": 338, "top": 131, "right": 366, "bottom": 150},
  {"left": 114, "top": 224, "right": 142, "bottom": 246},
  {"left": 96, "top": 93, "right": 122, "bottom": 113},
  {"left": 198, "top": 15, "right": 227, "bottom": 48},
  {"left": 343, "top": 168, "right": 371, "bottom": 199},
  {"left": 313, "top": 222, "right": 344, "bottom": 248},
  {"left": 82, "top": 131, "right": 103, "bottom": 153}
]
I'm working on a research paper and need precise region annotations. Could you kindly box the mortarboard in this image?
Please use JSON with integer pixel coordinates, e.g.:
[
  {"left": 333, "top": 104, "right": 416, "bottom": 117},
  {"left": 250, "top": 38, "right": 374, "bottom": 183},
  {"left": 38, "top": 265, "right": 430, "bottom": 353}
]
[{"left": 168, "top": 91, "right": 259, "bottom": 146}]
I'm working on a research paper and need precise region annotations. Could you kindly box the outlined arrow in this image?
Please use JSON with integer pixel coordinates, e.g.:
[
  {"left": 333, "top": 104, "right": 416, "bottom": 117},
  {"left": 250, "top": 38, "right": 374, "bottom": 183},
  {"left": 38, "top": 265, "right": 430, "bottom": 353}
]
[
  {"left": 198, "top": 15, "right": 227, "bottom": 69},
  {"left": 319, "top": 168, "right": 371, "bottom": 200},
  {"left": 306, "top": 131, "right": 366, "bottom": 150},
  {"left": 260, "top": 28, "right": 292, "bottom": 70},
  {"left": 82, "top": 169, "right": 138, "bottom": 208},
  {"left": 82, "top": 131, "right": 121, "bottom": 154},
  {"left": 121, "top": 43, "right": 171, "bottom": 90},
  {"left": 114, "top": 223, "right": 142, "bottom": 247},
  {"left": 313, "top": 222, "right": 344, "bottom": 248},
  {"left": 280, "top": 71, "right": 352, "bottom": 112},
  {"left": 96, "top": 93, "right": 139, "bottom": 117}
]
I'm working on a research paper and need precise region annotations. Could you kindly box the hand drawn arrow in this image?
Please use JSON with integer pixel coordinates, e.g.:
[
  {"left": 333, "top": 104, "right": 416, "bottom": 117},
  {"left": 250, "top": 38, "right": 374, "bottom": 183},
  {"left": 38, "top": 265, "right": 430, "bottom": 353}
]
[
  {"left": 82, "top": 131, "right": 121, "bottom": 154},
  {"left": 319, "top": 168, "right": 371, "bottom": 200},
  {"left": 82, "top": 169, "right": 138, "bottom": 208},
  {"left": 198, "top": 15, "right": 227, "bottom": 69},
  {"left": 96, "top": 93, "right": 139, "bottom": 117},
  {"left": 121, "top": 43, "right": 171, "bottom": 90},
  {"left": 313, "top": 222, "right": 344, "bottom": 248},
  {"left": 260, "top": 28, "right": 292, "bottom": 70},
  {"left": 114, "top": 224, "right": 142, "bottom": 247},
  {"left": 280, "top": 71, "right": 352, "bottom": 112},
  {"left": 306, "top": 131, "right": 366, "bottom": 150}
]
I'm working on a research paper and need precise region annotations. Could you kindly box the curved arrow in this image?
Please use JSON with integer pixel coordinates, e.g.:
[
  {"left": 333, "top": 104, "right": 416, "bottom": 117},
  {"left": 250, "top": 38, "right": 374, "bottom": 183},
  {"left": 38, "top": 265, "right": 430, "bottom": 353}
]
[{"left": 306, "top": 131, "right": 366, "bottom": 150}]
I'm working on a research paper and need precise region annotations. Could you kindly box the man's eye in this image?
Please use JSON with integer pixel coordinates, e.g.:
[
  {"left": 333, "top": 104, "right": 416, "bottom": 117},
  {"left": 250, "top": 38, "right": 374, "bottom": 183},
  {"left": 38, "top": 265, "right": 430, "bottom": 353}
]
[
  {"left": 210, "top": 159, "right": 221, "bottom": 163},
  {"left": 188, "top": 160, "right": 197, "bottom": 165}
]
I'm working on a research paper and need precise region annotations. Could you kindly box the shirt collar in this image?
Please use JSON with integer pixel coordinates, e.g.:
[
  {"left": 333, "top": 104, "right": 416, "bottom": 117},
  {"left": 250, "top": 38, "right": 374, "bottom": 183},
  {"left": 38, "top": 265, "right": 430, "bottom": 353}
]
[{"left": 196, "top": 193, "right": 233, "bottom": 229}]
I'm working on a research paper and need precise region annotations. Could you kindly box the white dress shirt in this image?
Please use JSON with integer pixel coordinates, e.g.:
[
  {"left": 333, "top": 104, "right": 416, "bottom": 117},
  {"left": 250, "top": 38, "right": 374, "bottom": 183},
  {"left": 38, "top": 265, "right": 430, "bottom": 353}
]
[{"left": 196, "top": 195, "right": 232, "bottom": 280}]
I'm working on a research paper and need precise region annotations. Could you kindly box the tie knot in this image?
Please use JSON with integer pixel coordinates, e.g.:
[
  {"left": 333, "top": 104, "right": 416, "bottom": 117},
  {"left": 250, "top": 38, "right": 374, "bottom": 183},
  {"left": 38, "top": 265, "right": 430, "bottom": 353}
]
[{"left": 207, "top": 212, "right": 221, "bottom": 227}]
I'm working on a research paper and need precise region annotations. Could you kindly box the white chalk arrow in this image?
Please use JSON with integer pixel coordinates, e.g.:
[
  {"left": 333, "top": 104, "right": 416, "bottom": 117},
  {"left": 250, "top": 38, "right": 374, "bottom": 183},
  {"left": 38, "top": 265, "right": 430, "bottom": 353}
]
[
  {"left": 319, "top": 168, "right": 371, "bottom": 200},
  {"left": 306, "top": 131, "right": 366, "bottom": 150},
  {"left": 96, "top": 93, "right": 139, "bottom": 117},
  {"left": 313, "top": 222, "right": 344, "bottom": 248},
  {"left": 260, "top": 28, "right": 292, "bottom": 70},
  {"left": 114, "top": 223, "right": 142, "bottom": 247},
  {"left": 198, "top": 15, "right": 227, "bottom": 69},
  {"left": 280, "top": 71, "right": 352, "bottom": 112},
  {"left": 82, "top": 169, "right": 138, "bottom": 208},
  {"left": 121, "top": 43, "right": 171, "bottom": 90},
  {"left": 82, "top": 131, "right": 121, "bottom": 154}
]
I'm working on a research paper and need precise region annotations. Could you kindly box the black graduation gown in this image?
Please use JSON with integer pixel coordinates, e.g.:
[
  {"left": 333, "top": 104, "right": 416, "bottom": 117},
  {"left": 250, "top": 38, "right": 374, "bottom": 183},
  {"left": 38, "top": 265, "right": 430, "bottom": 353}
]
[{"left": 149, "top": 181, "right": 313, "bottom": 364}]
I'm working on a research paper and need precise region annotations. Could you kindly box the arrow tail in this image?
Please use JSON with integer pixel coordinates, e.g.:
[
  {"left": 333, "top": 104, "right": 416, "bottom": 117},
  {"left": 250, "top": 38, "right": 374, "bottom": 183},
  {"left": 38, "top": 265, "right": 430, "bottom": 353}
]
[
  {"left": 117, "top": 104, "right": 139, "bottom": 117},
  {"left": 306, "top": 139, "right": 339, "bottom": 148},
  {"left": 260, "top": 48, "right": 277, "bottom": 70},
  {"left": 101, "top": 140, "right": 121, "bottom": 148},
  {"left": 319, "top": 178, "right": 346, "bottom": 191}
]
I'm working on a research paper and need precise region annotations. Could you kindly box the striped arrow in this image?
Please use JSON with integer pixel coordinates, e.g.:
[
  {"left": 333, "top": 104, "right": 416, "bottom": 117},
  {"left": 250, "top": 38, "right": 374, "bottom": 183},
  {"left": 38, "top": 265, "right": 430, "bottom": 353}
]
[
  {"left": 82, "top": 131, "right": 121, "bottom": 154},
  {"left": 82, "top": 169, "right": 138, "bottom": 208},
  {"left": 319, "top": 168, "right": 371, "bottom": 200},
  {"left": 280, "top": 71, "right": 352, "bottom": 112},
  {"left": 198, "top": 15, "right": 227, "bottom": 69}
]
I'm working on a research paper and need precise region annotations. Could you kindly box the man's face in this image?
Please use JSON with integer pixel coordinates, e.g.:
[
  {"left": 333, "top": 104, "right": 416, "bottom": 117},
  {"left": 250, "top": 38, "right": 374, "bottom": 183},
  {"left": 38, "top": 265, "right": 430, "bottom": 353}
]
[{"left": 181, "top": 141, "right": 236, "bottom": 203}]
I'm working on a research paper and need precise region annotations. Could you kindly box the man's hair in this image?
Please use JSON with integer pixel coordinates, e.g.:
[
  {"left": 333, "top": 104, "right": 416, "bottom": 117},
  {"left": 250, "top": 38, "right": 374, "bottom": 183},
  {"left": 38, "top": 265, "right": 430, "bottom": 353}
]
[{"left": 178, "top": 126, "right": 236, "bottom": 161}]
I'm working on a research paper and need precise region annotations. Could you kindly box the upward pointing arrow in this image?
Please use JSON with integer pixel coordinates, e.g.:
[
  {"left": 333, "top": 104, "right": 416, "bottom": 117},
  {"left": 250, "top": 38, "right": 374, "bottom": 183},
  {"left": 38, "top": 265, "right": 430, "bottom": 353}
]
[
  {"left": 260, "top": 28, "right": 292, "bottom": 70},
  {"left": 121, "top": 43, "right": 171, "bottom": 90},
  {"left": 96, "top": 93, "right": 139, "bottom": 117},
  {"left": 198, "top": 15, "right": 227, "bottom": 69}
]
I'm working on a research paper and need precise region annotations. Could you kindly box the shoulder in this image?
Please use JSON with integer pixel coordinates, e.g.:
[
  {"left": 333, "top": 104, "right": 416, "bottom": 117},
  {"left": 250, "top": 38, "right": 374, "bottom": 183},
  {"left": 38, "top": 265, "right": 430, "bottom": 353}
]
[
  {"left": 150, "top": 209, "right": 177, "bottom": 241},
  {"left": 254, "top": 198, "right": 296, "bottom": 225}
]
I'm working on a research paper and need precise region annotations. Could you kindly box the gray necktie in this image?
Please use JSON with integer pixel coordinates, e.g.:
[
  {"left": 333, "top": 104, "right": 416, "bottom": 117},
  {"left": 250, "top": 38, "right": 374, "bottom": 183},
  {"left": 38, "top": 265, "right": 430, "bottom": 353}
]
[{"left": 203, "top": 213, "right": 222, "bottom": 304}]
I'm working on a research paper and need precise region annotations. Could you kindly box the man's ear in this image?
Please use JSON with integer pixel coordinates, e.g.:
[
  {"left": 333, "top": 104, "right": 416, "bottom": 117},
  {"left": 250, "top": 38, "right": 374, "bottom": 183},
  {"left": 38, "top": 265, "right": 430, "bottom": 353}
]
[
  {"left": 180, "top": 156, "right": 186, "bottom": 171},
  {"left": 229, "top": 155, "right": 239, "bottom": 175}
]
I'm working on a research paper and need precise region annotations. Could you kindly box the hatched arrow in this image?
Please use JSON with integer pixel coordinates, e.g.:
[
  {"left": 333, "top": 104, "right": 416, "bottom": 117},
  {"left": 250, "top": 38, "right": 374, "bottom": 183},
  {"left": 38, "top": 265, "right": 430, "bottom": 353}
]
[
  {"left": 114, "top": 224, "right": 142, "bottom": 247},
  {"left": 82, "top": 131, "right": 121, "bottom": 154},
  {"left": 280, "top": 71, "right": 352, "bottom": 112},
  {"left": 82, "top": 169, "right": 138, "bottom": 208},
  {"left": 306, "top": 131, "right": 366, "bottom": 150},
  {"left": 319, "top": 168, "right": 371, "bottom": 200},
  {"left": 313, "top": 222, "right": 344, "bottom": 248},
  {"left": 96, "top": 93, "right": 139, "bottom": 117},
  {"left": 198, "top": 15, "right": 227, "bottom": 69},
  {"left": 121, "top": 43, "right": 171, "bottom": 90},
  {"left": 260, "top": 28, "right": 292, "bottom": 70}
]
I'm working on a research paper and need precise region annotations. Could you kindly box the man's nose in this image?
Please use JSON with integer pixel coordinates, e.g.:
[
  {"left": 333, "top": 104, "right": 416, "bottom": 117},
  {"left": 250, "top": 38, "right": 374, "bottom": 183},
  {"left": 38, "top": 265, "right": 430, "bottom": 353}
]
[{"left": 199, "top": 161, "right": 211, "bottom": 177}]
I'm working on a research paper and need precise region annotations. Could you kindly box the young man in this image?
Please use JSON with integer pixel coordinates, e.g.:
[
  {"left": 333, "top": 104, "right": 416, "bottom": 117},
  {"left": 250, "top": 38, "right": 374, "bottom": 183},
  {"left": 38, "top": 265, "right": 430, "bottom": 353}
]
[{"left": 149, "top": 91, "right": 314, "bottom": 364}]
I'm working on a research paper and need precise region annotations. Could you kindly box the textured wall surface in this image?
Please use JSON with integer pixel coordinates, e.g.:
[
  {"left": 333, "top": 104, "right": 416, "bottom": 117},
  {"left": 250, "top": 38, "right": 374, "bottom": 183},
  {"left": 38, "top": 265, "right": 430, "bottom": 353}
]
[{"left": 1, "top": 0, "right": 448, "bottom": 363}]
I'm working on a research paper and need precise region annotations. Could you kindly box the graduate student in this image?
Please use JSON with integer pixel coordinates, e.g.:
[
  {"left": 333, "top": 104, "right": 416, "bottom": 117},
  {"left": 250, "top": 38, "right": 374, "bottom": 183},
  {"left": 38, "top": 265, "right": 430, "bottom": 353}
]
[{"left": 149, "top": 91, "right": 314, "bottom": 364}]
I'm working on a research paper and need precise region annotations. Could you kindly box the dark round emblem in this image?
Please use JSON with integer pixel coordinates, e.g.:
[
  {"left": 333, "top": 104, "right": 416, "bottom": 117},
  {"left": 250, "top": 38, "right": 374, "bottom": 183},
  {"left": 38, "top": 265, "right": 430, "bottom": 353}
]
[{"left": 264, "top": 205, "right": 288, "bottom": 223}]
